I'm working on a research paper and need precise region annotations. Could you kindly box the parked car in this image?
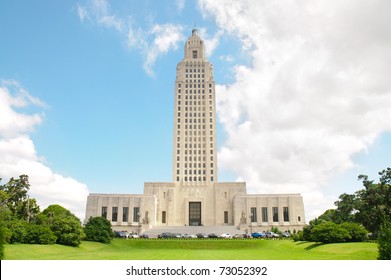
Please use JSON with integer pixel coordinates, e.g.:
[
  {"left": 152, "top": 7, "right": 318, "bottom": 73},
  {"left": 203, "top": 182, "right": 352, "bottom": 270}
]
[
  {"left": 114, "top": 231, "right": 128, "bottom": 238},
  {"left": 219, "top": 233, "right": 232, "bottom": 239},
  {"left": 208, "top": 233, "right": 219, "bottom": 238},
  {"left": 233, "top": 234, "right": 244, "bottom": 239},
  {"left": 139, "top": 234, "right": 149, "bottom": 239},
  {"left": 265, "top": 231, "right": 279, "bottom": 238},
  {"left": 158, "top": 232, "right": 175, "bottom": 238},
  {"left": 196, "top": 233, "right": 209, "bottom": 238},
  {"left": 129, "top": 234, "right": 140, "bottom": 239},
  {"left": 182, "top": 233, "right": 197, "bottom": 239},
  {"left": 281, "top": 231, "right": 291, "bottom": 238},
  {"left": 251, "top": 232, "right": 265, "bottom": 238}
]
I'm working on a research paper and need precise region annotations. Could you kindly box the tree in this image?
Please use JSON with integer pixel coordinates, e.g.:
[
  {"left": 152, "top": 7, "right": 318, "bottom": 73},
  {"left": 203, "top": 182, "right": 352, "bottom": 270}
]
[
  {"left": 41, "top": 204, "right": 85, "bottom": 246},
  {"left": 355, "top": 168, "right": 391, "bottom": 234},
  {"left": 378, "top": 222, "right": 391, "bottom": 260},
  {"left": 0, "top": 175, "right": 40, "bottom": 221},
  {"left": 333, "top": 193, "right": 357, "bottom": 223},
  {"left": 84, "top": 216, "right": 115, "bottom": 243}
]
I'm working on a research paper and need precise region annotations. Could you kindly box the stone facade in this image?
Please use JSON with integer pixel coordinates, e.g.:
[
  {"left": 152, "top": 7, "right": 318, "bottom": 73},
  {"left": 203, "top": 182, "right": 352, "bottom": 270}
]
[{"left": 84, "top": 29, "right": 306, "bottom": 233}]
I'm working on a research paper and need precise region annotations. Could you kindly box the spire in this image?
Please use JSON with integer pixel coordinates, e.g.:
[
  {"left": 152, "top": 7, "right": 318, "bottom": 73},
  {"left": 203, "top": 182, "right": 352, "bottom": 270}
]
[{"left": 192, "top": 20, "right": 199, "bottom": 36}]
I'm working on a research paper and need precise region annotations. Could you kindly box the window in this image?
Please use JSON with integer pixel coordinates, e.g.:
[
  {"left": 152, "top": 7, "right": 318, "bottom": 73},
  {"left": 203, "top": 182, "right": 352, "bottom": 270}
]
[
  {"left": 123, "top": 207, "right": 129, "bottom": 222},
  {"left": 224, "top": 211, "right": 229, "bottom": 224},
  {"left": 112, "top": 207, "right": 118, "bottom": 222},
  {"left": 251, "top": 207, "right": 257, "bottom": 222},
  {"left": 262, "top": 207, "right": 268, "bottom": 222},
  {"left": 101, "top": 207, "right": 107, "bottom": 219},
  {"left": 162, "top": 211, "right": 166, "bottom": 224},
  {"left": 272, "top": 207, "right": 278, "bottom": 222},
  {"left": 283, "top": 207, "right": 289, "bottom": 222},
  {"left": 133, "top": 207, "right": 140, "bottom": 223},
  {"left": 298, "top": 216, "right": 301, "bottom": 222},
  {"left": 193, "top": 50, "right": 197, "bottom": 58}
]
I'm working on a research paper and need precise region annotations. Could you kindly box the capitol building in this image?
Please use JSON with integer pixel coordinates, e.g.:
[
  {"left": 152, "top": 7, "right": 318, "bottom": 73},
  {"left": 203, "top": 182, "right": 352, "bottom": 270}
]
[{"left": 85, "top": 29, "right": 306, "bottom": 233}]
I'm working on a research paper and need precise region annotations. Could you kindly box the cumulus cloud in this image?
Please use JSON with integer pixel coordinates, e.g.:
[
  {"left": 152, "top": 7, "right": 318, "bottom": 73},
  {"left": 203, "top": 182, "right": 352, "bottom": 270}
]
[
  {"left": 77, "top": 0, "right": 185, "bottom": 77},
  {"left": 143, "top": 24, "right": 185, "bottom": 76},
  {"left": 199, "top": 0, "right": 391, "bottom": 220},
  {"left": 0, "top": 82, "right": 89, "bottom": 220}
]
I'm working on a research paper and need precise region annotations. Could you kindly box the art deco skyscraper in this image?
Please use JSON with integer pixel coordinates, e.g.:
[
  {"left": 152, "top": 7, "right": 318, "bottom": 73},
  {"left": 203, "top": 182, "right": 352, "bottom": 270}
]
[{"left": 172, "top": 29, "right": 218, "bottom": 184}]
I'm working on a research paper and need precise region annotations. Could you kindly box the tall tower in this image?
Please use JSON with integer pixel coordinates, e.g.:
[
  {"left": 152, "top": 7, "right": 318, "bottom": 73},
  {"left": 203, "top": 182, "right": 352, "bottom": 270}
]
[{"left": 172, "top": 28, "right": 218, "bottom": 185}]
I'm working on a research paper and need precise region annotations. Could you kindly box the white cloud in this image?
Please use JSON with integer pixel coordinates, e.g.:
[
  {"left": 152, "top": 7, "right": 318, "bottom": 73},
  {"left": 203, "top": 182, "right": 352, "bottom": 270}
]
[
  {"left": 143, "top": 24, "right": 185, "bottom": 77},
  {"left": 0, "top": 82, "right": 89, "bottom": 220},
  {"left": 77, "top": 1, "right": 185, "bottom": 77},
  {"left": 198, "top": 28, "right": 222, "bottom": 57},
  {"left": 199, "top": 0, "right": 391, "bottom": 220}
]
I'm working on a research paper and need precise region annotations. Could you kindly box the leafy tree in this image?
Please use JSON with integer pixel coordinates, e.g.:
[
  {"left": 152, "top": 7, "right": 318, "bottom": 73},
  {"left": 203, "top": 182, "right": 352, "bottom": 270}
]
[
  {"left": 42, "top": 204, "right": 85, "bottom": 246},
  {"left": 0, "top": 175, "right": 40, "bottom": 221},
  {"left": 0, "top": 205, "right": 6, "bottom": 259},
  {"left": 84, "top": 216, "right": 115, "bottom": 243},
  {"left": 355, "top": 168, "right": 391, "bottom": 234},
  {"left": 378, "top": 222, "right": 391, "bottom": 260},
  {"left": 333, "top": 193, "right": 357, "bottom": 223}
]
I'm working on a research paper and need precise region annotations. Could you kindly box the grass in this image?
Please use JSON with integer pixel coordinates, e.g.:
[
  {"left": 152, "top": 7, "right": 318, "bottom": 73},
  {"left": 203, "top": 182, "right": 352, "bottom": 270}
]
[{"left": 4, "top": 239, "right": 378, "bottom": 260}]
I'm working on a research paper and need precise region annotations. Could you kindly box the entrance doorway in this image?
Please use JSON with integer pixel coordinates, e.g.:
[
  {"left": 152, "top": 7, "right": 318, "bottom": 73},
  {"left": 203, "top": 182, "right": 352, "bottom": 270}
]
[{"left": 189, "top": 202, "right": 201, "bottom": 226}]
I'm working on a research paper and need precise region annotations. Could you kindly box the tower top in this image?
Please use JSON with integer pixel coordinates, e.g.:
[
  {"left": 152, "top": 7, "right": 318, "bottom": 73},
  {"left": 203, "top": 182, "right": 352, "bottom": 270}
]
[{"left": 184, "top": 28, "right": 205, "bottom": 60}]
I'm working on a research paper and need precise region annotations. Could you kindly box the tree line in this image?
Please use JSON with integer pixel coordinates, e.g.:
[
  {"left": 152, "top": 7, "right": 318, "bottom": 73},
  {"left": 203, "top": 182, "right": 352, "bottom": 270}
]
[{"left": 0, "top": 175, "right": 114, "bottom": 259}]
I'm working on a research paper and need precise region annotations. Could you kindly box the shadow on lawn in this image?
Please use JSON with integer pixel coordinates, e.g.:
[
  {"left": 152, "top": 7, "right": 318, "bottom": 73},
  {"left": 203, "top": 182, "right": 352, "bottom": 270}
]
[{"left": 294, "top": 241, "right": 325, "bottom": 251}]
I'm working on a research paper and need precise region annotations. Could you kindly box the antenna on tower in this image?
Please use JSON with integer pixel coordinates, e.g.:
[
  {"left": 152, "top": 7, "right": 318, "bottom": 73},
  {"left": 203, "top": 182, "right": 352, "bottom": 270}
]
[{"left": 192, "top": 21, "right": 198, "bottom": 36}]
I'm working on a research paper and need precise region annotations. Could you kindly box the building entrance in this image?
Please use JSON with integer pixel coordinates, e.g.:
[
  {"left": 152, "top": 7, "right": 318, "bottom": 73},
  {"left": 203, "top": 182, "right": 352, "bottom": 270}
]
[{"left": 189, "top": 202, "right": 201, "bottom": 226}]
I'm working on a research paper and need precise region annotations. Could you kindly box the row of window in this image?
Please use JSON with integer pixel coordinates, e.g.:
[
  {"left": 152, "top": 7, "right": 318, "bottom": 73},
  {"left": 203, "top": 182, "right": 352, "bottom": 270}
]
[
  {"left": 177, "top": 89, "right": 213, "bottom": 94},
  {"left": 250, "top": 207, "right": 290, "bottom": 223},
  {"left": 177, "top": 169, "right": 214, "bottom": 175},
  {"left": 101, "top": 206, "right": 140, "bottom": 223},
  {"left": 177, "top": 143, "right": 213, "bottom": 148},
  {"left": 177, "top": 100, "right": 213, "bottom": 106},
  {"left": 186, "top": 74, "right": 204, "bottom": 78},
  {"left": 176, "top": 176, "right": 214, "bottom": 182},
  {"left": 177, "top": 124, "right": 213, "bottom": 130},
  {"left": 177, "top": 150, "right": 214, "bottom": 155},
  {"left": 177, "top": 106, "right": 213, "bottom": 112},
  {"left": 178, "top": 112, "right": 212, "bottom": 118},
  {"left": 178, "top": 83, "right": 213, "bottom": 88},
  {"left": 177, "top": 156, "right": 214, "bottom": 162},
  {"left": 177, "top": 137, "right": 213, "bottom": 143},
  {"left": 184, "top": 64, "right": 205, "bottom": 70}
]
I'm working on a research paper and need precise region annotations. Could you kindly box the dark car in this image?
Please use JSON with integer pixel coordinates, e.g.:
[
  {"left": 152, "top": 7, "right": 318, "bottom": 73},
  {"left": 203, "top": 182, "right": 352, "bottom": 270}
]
[
  {"left": 208, "top": 233, "right": 219, "bottom": 238},
  {"left": 196, "top": 233, "right": 208, "bottom": 238},
  {"left": 158, "top": 232, "right": 180, "bottom": 238},
  {"left": 114, "top": 231, "right": 128, "bottom": 238},
  {"left": 139, "top": 234, "right": 149, "bottom": 239}
]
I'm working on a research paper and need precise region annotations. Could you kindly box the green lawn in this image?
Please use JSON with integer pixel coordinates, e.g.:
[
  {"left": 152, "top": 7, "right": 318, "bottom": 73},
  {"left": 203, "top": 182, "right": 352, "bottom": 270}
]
[{"left": 4, "top": 239, "right": 378, "bottom": 260}]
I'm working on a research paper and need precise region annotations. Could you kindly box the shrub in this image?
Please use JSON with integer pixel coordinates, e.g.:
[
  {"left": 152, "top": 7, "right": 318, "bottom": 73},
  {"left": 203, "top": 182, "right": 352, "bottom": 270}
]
[
  {"left": 378, "top": 222, "right": 391, "bottom": 260},
  {"left": 310, "top": 222, "right": 351, "bottom": 243},
  {"left": 292, "top": 230, "right": 304, "bottom": 242},
  {"left": 84, "top": 216, "right": 114, "bottom": 243},
  {"left": 23, "top": 224, "right": 56, "bottom": 244},
  {"left": 340, "top": 222, "right": 368, "bottom": 242},
  {"left": 42, "top": 204, "right": 85, "bottom": 246}
]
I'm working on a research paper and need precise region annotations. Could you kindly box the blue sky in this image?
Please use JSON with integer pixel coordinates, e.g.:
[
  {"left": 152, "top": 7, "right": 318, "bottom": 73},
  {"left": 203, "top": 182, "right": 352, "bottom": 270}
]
[{"left": 1, "top": 0, "right": 390, "bottom": 220}]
